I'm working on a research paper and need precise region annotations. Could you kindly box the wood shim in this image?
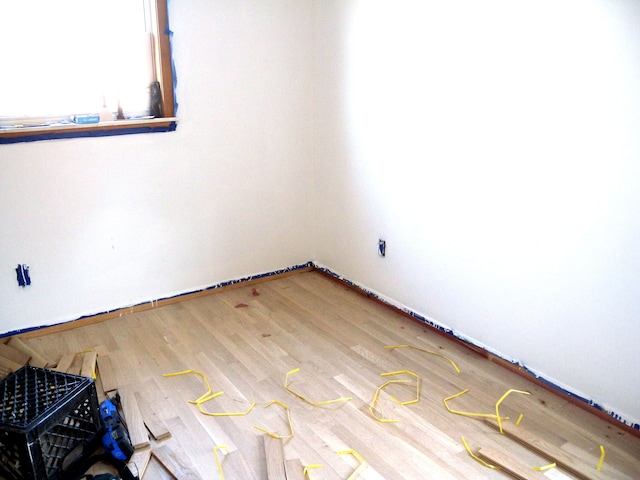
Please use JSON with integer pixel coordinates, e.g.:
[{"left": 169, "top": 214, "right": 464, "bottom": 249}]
[
  {"left": 135, "top": 391, "right": 171, "bottom": 441},
  {"left": 129, "top": 447, "right": 152, "bottom": 479},
  {"left": 119, "top": 385, "right": 151, "bottom": 449},
  {"left": 52, "top": 353, "right": 76, "bottom": 373},
  {"left": 0, "top": 343, "right": 30, "bottom": 366},
  {"left": 478, "top": 446, "right": 546, "bottom": 480},
  {"left": 67, "top": 358, "right": 82, "bottom": 375},
  {"left": 97, "top": 354, "right": 118, "bottom": 393},
  {"left": 152, "top": 445, "right": 202, "bottom": 480},
  {"left": 0, "top": 361, "right": 15, "bottom": 379},
  {"left": 7, "top": 337, "right": 51, "bottom": 368},
  {"left": 263, "top": 435, "right": 287, "bottom": 480},
  {"left": 284, "top": 459, "right": 305, "bottom": 480},
  {"left": 80, "top": 351, "right": 98, "bottom": 378},
  {"left": 483, "top": 418, "right": 606, "bottom": 480},
  {"left": 0, "top": 355, "right": 22, "bottom": 376}
]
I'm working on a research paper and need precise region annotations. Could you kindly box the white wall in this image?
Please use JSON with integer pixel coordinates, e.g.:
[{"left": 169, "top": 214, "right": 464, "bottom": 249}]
[
  {"left": 311, "top": 0, "right": 640, "bottom": 427},
  {"left": 2, "top": 0, "right": 638, "bottom": 430},
  {"left": 0, "top": 0, "right": 315, "bottom": 333}
]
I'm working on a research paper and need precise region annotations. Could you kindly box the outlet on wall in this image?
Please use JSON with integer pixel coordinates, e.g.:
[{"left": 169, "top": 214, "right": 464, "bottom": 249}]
[{"left": 16, "top": 264, "right": 31, "bottom": 287}]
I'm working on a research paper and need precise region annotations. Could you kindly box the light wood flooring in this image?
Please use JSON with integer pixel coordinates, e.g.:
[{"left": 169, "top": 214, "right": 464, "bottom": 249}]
[{"left": 22, "top": 271, "right": 640, "bottom": 479}]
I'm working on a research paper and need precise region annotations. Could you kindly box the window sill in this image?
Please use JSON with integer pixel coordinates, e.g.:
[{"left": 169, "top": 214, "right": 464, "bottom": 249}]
[{"left": 0, "top": 117, "right": 178, "bottom": 144}]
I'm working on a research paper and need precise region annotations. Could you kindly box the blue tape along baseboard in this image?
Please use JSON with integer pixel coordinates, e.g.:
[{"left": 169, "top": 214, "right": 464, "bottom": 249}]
[
  {"left": 311, "top": 262, "right": 640, "bottom": 433},
  {"left": 2, "top": 259, "right": 637, "bottom": 432},
  {"left": 0, "top": 261, "right": 312, "bottom": 339}
]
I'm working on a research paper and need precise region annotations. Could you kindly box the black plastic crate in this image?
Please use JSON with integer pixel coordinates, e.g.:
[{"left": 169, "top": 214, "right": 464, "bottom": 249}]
[{"left": 0, "top": 365, "right": 101, "bottom": 480}]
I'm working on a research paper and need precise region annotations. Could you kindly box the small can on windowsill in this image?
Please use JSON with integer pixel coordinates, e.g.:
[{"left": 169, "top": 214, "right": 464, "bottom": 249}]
[{"left": 71, "top": 114, "right": 100, "bottom": 124}]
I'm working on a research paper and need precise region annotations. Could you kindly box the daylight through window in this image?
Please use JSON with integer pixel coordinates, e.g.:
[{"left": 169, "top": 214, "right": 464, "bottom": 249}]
[{"left": 0, "top": 0, "right": 175, "bottom": 136}]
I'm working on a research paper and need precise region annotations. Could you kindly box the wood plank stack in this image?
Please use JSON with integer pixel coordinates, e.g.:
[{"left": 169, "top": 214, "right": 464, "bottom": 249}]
[
  {"left": 263, "top": 435, "right": 305, "bottom": 480},
  {"left": 0, "top": 337, "right": 54, "bottom": 379},
  {"left": 2, "top": 273, "right": 637, "bottom": 479},
  {"left": 0, "top": 339, "right": 182, "bottom": 479}
]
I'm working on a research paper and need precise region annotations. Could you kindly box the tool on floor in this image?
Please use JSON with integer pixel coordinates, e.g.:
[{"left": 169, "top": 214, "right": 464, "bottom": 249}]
[
  {"left": 100, "top": 395, "right": 134, "bottom": 462},
  {"left": 64, "top": 394, "right": 138, "bottom": 480}
]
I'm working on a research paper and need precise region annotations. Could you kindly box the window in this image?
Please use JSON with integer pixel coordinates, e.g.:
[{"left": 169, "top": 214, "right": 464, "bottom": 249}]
[{"left": 0, "top": 0, "right": 176, "bottom": 144}]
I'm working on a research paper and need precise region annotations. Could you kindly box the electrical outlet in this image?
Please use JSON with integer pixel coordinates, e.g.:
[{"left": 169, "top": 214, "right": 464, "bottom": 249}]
[
  {"left": 378, "top": 239, "right": 386, "bottom": 257},
  {"left": 16, "top": 264, "right": 31, "bottom": 287}
]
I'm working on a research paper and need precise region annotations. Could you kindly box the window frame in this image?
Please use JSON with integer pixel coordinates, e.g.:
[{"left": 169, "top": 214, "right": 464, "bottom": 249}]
[{"left": 0, "top": 0, "right": 177, "bottom": 145}]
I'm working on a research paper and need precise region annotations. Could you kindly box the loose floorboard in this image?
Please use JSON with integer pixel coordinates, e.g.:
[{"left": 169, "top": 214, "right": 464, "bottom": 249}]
[{"left": 11, "top": 271, "right": 640, "bottom": 479}]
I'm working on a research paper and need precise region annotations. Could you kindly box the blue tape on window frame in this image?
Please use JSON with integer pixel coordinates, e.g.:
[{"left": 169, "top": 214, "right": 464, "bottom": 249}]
[
  {"left": 1, "top": 0, "right": 178, "bottom": 145},
  {"left": 0, "top": 122, "right": 177, "bottom": 144},
  {"left": 167, "top": 0, "right": 179, "bottom": 115}
]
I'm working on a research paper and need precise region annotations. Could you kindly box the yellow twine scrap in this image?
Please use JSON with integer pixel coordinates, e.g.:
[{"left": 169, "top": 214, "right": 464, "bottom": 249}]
[
  {"left": 285, "top": 368, "right": 352, "bottom": 406},
  {"left": 163, "top": 369, "right": 255, "bottom": 416},
  {"left": 461, "top": 437, "right": 498, "bottom": 470},
  {"left": 516, "top": 413, "right": 524, "bottom": 426},
  {"left": 597, "top": 445, "right": 605, "bottom": 471},
  {"left": 380, "top": 370, "right": 421, "bottom": 405},
  {"left": 337, "top": 449, "right": 367, "bottom": 480},
  {"left": 213, "top": 446, "right": 228, "bottom": 480},
  {"left": 303, "top": 464, "right": 322, "bottom": 478},
  {"left": 254, "top": 400, "right": 294, "bottom": 439},
  {"left": 162, "top": 369, "right": 221, "bottom": 405},
  {"left": 385, "top": 344, "right": 461, "bottom": 373},
  {"left": 369, "top": 380, "right": 411, "bottom": 423},
  {"left": 461, "top": 435, "right": 554, "bottom": 473},
  {"left": 369, "top": 371, "right": 421, "bottom": 422},
  {"left": 197, "top": 395, "right": 256, "bottom": 417},
  {"left": 495, "top": 389, "right": 530, "bottom": 434},
  {"left": 533, "top": 462, "right": 556, "bottom": 471},
  {"left": 443, "top": 389, "right": 508, "bottom": 420}
]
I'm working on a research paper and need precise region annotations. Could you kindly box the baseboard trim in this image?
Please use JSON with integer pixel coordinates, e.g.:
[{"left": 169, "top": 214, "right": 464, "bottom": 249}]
[
  {"left": 11, "top": 262, "right": 314, "bottom": 340},
  {"left": 313, "top": 263, "right": 640, "bottom": 439},
  {"left": 7, "top": 259, "right": 639, "bottom": 438}
]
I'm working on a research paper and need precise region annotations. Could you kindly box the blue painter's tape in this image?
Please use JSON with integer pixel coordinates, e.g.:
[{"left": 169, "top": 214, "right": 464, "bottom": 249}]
[
  {"left": 2, "top": 2, "right": 178, "bottom": 145},
  {"left": 167, "top": 0, "right": 179, "bottom": 114},
  {"left": 2, "top": 258, "right": 637, "bottom": 432},
  {"left": 311, "top": 263, "right": 640, "bottom": 433},
  {"left": 0, "top": 122, "right": 177, "bottom": 144},
  {"left": 0, "top": 261, "right": 313, "bottom": 339},
  {"left": 167, "top": 261, "right": 313, "bottom": 302},
  {"left": 16, "top": 264, "right": 31, "bottom": 287}
]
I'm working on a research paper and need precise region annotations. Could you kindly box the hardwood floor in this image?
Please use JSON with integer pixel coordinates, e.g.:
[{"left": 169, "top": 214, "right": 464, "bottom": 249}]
[{"left": 20, "top": 271, "right": 640, "bottom": 479}]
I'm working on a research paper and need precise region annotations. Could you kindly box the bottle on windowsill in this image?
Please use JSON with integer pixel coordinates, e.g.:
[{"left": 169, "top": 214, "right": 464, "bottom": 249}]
[
  {"left": 99, "top": 95, "right": 113, "bottom": 122},
  {"left": 116, "top": 98, "right": 125, "bottom": 120}
]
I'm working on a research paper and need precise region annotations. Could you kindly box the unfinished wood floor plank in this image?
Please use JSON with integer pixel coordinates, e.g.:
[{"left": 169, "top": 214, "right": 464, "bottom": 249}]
[
  {"left": 22, "top": 271, "right": 640, "bottom": 480},
  {"left": 284, "top": 459, "right": 305, "bottom": 480},
  {"left": 81, "top": 351, "right": 98, "bottom": 378},
  {"left": 97, "top": 353, "right": 118, "bottom": 393},
  {"left": 0, "top": 342, "right": 30, "bottom": 366},
  {"left": 51, "top": 352, "right": 76, "bottom": 373},
  {"left": 216, "top": 450, "right": 259, "bottom": 480},
  {"left": 263, "top": 435, "right": 287, "bottom": 480},
  {"left": 135, "top": 391, "right": 171, "bottom": 440},
  {"left": 7, "top": 337, "right": 50, "bottom": 368},
  {"left": 119, "top": 385, "right": 151, "bottom": 449},
  {"left": 0, "top": 364, "right": 12, "bottom": 379},
  {"left": 484, "top": 418, "right": 607, "bottom": 480},
  {"left": 0, "top": 355, "right": 22, "bottom": 375},
  {"left": 478, "top": 446, "right": 546, "bottom": 480},
  {"left": 152, "top": 445, "right": 202, "bottom": 480},
  {"left": 67, "top": 353, "right": 83, "bottom": 375},
  {"left": 129, "top": 447, "right": 152, "bottom": 479}
]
